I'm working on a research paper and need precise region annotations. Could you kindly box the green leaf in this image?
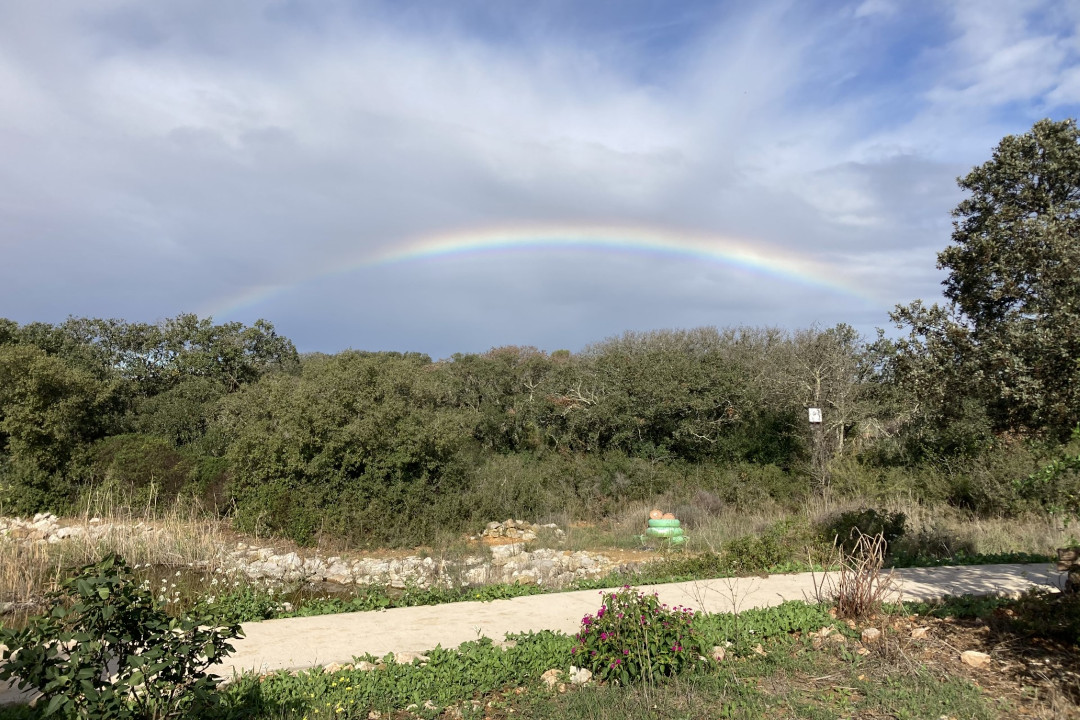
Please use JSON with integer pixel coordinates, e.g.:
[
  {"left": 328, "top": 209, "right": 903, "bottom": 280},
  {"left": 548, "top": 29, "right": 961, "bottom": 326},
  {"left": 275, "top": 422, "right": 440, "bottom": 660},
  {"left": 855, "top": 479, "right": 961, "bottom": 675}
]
[{"left": 43, "top": 694, "right": 67, "bottom": 717}]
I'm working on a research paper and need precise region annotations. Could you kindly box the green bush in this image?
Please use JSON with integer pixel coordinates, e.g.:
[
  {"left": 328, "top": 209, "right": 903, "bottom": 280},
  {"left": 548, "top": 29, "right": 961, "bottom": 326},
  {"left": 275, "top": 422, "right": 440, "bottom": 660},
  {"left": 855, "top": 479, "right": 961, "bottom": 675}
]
[
  {"left": 79, "top": 434, "right": 194, "bottom": 509},
  {"left": 722, "top": 519, "right": 823, "bottom": 574},
  {"left": 572, "top": 586, "right": 707, "bottom": 685},
  {"left": 0, "top": 554, "right": 241, "bottom": 720},
  {"left": 1015, "top": 427, "right": 1080, "bottom": 518},
  {"left": 821, "top": 508, "right": 906, "bottom": 556}
]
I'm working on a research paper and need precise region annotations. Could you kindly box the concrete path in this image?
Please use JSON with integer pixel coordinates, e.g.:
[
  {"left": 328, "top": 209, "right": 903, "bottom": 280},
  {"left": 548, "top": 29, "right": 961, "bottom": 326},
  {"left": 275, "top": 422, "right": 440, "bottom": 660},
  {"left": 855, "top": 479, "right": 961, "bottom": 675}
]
[
  {"left": 222, "top": 563, "right": 1063, "bottom": 677},
  {"left": 1, "top": 563, "right": 1065, "bottom": 706}
]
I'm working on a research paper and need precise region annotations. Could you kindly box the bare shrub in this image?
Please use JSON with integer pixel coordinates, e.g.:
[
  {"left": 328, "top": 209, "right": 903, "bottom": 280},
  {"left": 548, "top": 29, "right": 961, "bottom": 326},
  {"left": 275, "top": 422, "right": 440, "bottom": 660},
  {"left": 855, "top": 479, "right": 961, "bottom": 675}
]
[{"left": 813, "top": 530, "right": 896, "bottom": 622}]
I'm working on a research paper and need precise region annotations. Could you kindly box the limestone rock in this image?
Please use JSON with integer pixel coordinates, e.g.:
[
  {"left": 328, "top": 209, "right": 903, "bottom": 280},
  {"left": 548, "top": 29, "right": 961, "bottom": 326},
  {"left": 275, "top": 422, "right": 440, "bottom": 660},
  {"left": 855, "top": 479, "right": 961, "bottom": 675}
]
[
  {"left": 861, "top": 628, "right": 882, "bottom": 643},
  {"left": 960, "top": 650, "right": 991, "bottom": 668},
  {"left": 540, "top": 669, "right": 561, "bottom": 688},
  {"left": 568, "top": 666, "right": 592, "bottom": 684},
  {"left": 393, "top": 651, "right": 429, "bottom": 664},
  {"left": 911, "top": 626, "right": 929, "bottom": 639}
]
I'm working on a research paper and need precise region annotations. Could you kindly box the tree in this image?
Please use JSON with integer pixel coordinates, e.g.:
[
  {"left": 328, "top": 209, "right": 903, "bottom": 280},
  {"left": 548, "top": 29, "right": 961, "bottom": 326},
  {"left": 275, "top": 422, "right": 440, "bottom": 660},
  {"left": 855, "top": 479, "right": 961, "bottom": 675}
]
[
  {"left": 890, "top": 118, "right": 1080, "bottom": 440},
  {"left": 0, "top": 345, "right": 120, "bottom": 512},
  {"left": 767, "top": 324, "right": 872, "bottom": 486}
]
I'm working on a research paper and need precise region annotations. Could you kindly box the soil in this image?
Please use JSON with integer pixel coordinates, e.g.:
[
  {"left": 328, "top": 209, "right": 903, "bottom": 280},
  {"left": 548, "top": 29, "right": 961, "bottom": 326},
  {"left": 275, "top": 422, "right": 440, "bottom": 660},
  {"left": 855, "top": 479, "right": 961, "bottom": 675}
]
[{"left": 818, "top": 612, "right": 1080, "bottom": 718}]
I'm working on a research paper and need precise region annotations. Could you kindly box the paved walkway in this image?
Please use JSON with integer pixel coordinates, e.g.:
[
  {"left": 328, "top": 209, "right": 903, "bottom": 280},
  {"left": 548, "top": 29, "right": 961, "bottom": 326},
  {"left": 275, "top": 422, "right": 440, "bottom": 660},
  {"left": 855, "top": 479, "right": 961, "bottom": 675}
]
[{"left": 1, "top": 563, "right": 1065, "bottom": 705}]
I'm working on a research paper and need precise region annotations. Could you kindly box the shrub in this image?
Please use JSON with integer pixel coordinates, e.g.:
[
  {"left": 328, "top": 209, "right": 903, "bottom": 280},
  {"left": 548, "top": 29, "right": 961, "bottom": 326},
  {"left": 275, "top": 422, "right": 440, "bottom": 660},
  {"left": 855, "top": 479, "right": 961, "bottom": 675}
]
[
  {"left": 571, "top": 586, "right": 707, "bottom": 685},
  {"left": 1015, "top": 427, "right": 1080, "bottom": 518},
  {"left": 0, "top": 554, "right": 241, "bottom": 720},
  {"left": 822, "top": 508, "right": 906, "bottom": 556},
  {"left": 823, "top": 531, "right": 895, "bottom": 621},
  {"left": 722, "top": 519, "right": 823, "bottom": 574}
]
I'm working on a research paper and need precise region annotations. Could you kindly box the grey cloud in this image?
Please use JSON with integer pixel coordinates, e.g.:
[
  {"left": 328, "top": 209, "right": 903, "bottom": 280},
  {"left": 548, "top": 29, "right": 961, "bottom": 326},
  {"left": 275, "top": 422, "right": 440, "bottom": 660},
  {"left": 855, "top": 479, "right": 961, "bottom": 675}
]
[{"left": 0, "top": 1, "right": 1071, "bottom": 353}]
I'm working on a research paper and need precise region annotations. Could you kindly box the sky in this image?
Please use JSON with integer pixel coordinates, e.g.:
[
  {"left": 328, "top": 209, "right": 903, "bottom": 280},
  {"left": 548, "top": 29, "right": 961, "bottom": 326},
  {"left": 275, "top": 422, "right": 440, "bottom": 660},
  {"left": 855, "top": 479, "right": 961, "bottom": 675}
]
[{"left": 1, "top": 0, "right": 1078, "bottom": 359}]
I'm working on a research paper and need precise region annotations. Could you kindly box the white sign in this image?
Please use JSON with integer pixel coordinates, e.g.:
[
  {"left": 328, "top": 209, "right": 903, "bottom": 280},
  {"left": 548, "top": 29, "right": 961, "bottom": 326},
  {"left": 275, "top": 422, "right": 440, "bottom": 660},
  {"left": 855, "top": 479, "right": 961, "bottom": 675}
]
[{"left": 808, "top": 408, "right": 822, "bottom": 424}]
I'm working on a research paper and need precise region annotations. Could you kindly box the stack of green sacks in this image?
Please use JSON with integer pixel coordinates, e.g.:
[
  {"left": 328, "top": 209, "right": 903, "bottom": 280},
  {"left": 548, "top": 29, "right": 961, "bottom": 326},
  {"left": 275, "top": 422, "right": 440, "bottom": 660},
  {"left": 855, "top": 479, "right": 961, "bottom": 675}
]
[{"left": 646, "top": 517, "right": 685, "bottom": 544}]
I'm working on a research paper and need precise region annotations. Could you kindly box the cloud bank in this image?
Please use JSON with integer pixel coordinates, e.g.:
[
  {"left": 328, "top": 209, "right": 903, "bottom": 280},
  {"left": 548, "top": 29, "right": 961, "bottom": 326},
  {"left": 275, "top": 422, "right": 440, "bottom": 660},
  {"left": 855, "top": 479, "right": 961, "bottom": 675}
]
[{"left": 1, "top": 0, "right": 1077, "bottom": 357}]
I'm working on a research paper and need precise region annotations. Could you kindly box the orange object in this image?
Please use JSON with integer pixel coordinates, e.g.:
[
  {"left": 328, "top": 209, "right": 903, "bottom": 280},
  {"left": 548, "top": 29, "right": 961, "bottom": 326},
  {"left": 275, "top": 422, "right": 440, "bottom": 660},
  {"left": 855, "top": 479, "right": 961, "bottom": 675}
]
[
  {"left": 649, "top": 509, "right": 663, "bottom": 520},
  {"left": 662, "top": 513, "right": 676, "bottom": 520}
]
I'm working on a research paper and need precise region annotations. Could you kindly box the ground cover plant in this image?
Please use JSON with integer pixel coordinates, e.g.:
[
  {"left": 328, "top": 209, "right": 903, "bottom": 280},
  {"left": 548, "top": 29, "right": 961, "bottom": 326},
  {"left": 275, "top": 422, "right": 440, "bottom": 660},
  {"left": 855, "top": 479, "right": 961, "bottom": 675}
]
[
  {"left": 4, "top": 563, "right": 1078, "bottom": 720},
  {"left": 0, "top": 555, "right": 241, "bottom": 720}
]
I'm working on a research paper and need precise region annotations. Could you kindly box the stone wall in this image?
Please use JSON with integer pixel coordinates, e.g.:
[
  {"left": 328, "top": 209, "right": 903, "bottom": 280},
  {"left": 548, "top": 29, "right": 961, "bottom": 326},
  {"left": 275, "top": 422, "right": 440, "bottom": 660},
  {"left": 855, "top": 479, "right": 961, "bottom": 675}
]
[{"left": 1, "top": 515, "right": 640, "bottom": 591}]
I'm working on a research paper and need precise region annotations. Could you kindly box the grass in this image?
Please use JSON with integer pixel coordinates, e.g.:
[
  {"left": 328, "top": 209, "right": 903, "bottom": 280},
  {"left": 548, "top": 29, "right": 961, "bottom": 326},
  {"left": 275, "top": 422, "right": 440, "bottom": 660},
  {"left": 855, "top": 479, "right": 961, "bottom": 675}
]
[
  {"left": 0, "top": 602, "right": 1006, "bottom": 720},
  {"left": 4, "top": 578, "right": 1078, "bottom": 719},
  {"left": 1, "top": 493, "right": 1067, "bottom": 631},
  {"left": 0, "top": 505, "right": 230, "bottom": 618},
  {"left": 511, "top": 654, "right": 996, "bottom": 720}
]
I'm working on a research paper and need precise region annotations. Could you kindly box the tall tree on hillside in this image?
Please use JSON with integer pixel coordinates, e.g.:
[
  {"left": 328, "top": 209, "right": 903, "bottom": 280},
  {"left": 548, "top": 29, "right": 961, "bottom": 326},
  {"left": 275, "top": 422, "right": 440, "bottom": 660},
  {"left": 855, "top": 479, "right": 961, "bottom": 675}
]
[{"left": 889, "top": 118, "right": 1080, "bottom": 440}]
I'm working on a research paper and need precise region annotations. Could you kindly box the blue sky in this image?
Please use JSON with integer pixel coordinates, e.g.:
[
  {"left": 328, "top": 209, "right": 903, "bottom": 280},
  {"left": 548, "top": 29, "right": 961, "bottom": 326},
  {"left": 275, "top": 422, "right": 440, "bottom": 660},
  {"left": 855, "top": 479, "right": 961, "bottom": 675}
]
[{"left": 1, "top": 0, "right": 1078, "bottom": 358}]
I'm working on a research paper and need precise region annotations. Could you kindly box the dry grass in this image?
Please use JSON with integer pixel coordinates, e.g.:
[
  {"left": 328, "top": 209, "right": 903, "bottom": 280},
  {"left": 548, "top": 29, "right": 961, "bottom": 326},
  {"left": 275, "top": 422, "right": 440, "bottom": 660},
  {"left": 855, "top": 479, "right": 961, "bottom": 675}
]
[
  {"left": 805, "top": 495, "right": 1074, "bottom": 558},
  {"left": 0, "top": 503, "right": 231, "bottom": 612},
  {"left": 536, "top": 493, "right": 1073, "bottom": 565},
  {"left": 3, "top": 491, "right": 1071, "bottom": 618},
  {"left": 812, "top": 531, "right": 895, "bottom": 621}
]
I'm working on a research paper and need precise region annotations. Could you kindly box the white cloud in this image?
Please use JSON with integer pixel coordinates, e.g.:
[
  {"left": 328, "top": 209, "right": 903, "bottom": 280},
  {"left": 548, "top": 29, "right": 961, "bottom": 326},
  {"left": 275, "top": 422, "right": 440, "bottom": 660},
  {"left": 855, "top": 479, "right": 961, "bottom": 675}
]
[{"left": 0, "top": 0, "right": 1076, "bottom": 353}]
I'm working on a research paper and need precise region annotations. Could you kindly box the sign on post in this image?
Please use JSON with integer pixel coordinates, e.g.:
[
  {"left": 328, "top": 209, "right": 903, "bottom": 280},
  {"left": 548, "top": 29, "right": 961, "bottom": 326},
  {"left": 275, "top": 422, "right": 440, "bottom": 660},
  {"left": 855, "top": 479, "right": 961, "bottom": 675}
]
[{"left": 808, "top": 408, "right": 822, "bottom": 424}]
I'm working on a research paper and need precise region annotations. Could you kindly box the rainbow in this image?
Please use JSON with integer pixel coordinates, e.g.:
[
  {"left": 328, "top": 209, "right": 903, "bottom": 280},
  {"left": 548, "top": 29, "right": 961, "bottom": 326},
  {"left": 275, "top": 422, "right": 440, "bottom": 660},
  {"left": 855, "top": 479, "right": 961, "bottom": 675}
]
[{"left": 203, "top": 223, "right": 882, "bottom": 318}]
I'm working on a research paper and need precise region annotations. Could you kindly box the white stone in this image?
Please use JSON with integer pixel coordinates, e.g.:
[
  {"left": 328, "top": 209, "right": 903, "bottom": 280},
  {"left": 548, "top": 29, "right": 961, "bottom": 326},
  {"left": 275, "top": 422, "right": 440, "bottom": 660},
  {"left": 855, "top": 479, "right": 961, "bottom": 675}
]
[
  {"left": 568, "top": 666, "right": 592, "bottom": 685},
  {"left": 861, "top": 628, "right": 882, "bottom": 643},
  {"left": 960, "top": 650, "right": 990, "bottom": 668},
  {"left": 540, "top": 669, "right": 561, "bottom": 688}
]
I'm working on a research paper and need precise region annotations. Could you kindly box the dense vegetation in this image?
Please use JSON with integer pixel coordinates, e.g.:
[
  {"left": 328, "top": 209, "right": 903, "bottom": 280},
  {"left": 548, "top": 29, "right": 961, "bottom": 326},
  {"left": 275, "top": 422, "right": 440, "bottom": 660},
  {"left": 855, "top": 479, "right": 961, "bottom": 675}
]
[{"left": 1, "top": 119, "right": 1079, "bottom": 547}]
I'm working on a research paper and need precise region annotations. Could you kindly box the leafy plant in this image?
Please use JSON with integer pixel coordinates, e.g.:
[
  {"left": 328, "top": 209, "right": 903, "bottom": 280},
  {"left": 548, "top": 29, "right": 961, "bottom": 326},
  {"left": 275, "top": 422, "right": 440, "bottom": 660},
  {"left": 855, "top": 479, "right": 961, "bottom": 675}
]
[
  {"left": 822, "top": 508, "right": 906, "bottom": 556},
  {"left": 572, "top": 586, "right": 707, "bottom": 685},
  {"left": 1016, "top": 426, "right": 1080, "bottom": 518},
  {"left": 192, "top": 582, "right": 288, "bottom": 625},
  {"left": 0, "top": 554, "right": 241, "bottom": 720},
  {"left": 722, "top": 519, "right": 825, "bottom": 574}
]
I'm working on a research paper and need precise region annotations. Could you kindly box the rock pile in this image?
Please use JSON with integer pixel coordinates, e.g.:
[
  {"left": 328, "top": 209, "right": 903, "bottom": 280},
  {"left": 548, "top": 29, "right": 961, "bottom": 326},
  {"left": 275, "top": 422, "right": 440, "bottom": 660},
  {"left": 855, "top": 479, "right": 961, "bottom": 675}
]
[
  {"left": 1, "top": 515, "right": 639, "bottom": 592},
  {"left": 479, "top": 519, "right": 564, "bottom": 542},
  {"left": 224, "top": 541, "right": 627, "bottom": 589},
  {"left": 0, "top": 513, "right": 129, "bottom": 543}
]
